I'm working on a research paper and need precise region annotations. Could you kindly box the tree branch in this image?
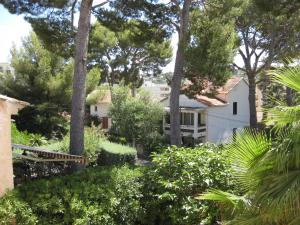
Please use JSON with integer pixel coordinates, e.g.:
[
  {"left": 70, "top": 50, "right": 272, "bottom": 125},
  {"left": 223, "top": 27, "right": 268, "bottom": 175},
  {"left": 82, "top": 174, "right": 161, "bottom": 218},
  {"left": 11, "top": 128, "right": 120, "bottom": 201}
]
[
  {"left": 71, "top": 0, "right": 78, "bottom": 26},
  {"left": 233, "top": 63, "right": 246, "bottom": 72},
  {"left": 92, "top": 1, "right": 109, "bottom": 10}
]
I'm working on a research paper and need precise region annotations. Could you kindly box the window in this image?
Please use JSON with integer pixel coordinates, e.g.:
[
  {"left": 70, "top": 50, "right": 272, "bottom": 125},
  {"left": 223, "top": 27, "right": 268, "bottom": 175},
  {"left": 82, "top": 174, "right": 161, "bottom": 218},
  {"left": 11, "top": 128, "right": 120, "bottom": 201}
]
[
  {"left": 198, "top": 113, "right": 206, "bottom": 126},
  {"left": 180, "top": 112, "right": 194, "bottom": 125},
  {"left": 94, "top": 106, "right": 98, "bottom": 112},
  {"left": 165, "top": 112, "right": 170, "bottom": 124},
  {"left": 233, "top": 102, "right": 237, "bottom": 115}
]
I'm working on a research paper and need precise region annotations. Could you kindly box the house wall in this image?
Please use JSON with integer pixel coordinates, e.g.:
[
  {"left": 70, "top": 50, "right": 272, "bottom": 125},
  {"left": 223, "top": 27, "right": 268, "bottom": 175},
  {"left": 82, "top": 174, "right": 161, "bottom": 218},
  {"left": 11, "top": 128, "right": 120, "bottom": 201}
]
[
  {"left": 206, "top": 80, "right": 250, "bottom": 143},
  {"left": 90, "top": 103, "right": 110, "bottom": 118},
  {"left": 90, "top": 103, "right": 112, "bottom": 129},
  {"left": 0, "top": 100, "right": 14, "bottom": 197}
]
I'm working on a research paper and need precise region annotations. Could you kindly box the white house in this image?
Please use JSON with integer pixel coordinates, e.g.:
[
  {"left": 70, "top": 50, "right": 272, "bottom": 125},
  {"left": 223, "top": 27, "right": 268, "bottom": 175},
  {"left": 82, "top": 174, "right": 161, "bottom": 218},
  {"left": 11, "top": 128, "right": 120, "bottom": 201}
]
[
  {"left": 90, "top": 90, "right": 112, "bottom": 130},
  {"left": 162, "top": 76, "right": 261, "bottom": 144}
]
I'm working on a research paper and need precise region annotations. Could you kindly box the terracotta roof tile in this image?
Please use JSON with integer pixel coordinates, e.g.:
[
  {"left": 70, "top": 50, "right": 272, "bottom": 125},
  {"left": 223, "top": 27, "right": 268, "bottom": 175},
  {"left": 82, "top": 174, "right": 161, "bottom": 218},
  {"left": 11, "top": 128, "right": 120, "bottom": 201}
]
[{"left": 189, "top": 76, "right": 245, "bottom": 106}]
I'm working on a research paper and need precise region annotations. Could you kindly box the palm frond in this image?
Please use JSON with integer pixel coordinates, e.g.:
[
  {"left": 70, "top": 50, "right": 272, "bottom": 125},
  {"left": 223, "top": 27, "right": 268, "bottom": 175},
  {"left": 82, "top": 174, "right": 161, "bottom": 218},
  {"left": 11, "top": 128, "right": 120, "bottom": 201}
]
[
  {"left": 199, "top": 189, "right": 248, "bottom": 210},
  {"left": 266, "top": 105, "right": 300, "bottom": 130},
  {"left": 226, "top": 129, "right": 271, "bottom": 191},
  {"left": 268, "top": 66, "right": 300, "bottom": 93}
]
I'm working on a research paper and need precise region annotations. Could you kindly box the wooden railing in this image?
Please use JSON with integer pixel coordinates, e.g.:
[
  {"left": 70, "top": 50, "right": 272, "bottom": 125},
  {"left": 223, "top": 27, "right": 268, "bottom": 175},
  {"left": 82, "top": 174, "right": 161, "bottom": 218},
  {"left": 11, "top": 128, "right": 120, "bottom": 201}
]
[{"left": 12, "top": 144, "right": 87, "bottom": 165}]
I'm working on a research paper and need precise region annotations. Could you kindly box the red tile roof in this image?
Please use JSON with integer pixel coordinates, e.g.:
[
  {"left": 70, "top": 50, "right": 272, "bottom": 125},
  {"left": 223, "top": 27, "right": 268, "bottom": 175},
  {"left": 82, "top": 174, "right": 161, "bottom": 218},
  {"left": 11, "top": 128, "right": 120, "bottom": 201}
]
[{"left": 191, "top": 76, "right": 245, "bottom": 106}]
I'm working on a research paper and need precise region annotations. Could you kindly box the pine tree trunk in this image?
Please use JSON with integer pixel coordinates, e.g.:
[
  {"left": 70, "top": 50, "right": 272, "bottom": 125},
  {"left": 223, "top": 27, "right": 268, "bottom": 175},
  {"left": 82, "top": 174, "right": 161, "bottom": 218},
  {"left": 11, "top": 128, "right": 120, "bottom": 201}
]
[
  {"left": 70, "top": 0, "right": 93, "bottom": 171},
  {"left": 170, "top": 0, "right": 191, "bottom": 146},
  {"left": 248, "top": 75, "right": 257, "bottom": 128}
]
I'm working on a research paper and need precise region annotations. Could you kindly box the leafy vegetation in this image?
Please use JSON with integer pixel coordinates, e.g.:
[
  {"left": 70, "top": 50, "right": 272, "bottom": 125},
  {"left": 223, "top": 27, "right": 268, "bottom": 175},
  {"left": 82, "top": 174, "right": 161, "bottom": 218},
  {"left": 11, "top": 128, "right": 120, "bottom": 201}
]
[
  {"left": 98, "top": 141, "right": 137, "bottom": 166},
  {"left": 141, "top": 144, "right": 233, "bottom": 225},
  {"left": 11, "top": 123, "right": 31, "bottom": 146},
  {"left": 0, "top": 166, "right": 143, "bottom": 225},
  {"left": 109, "top": 86, "right": 164, "bottom": 151},
  {"left": 45, "top": 126, "right": 104, "bottom": 163}
]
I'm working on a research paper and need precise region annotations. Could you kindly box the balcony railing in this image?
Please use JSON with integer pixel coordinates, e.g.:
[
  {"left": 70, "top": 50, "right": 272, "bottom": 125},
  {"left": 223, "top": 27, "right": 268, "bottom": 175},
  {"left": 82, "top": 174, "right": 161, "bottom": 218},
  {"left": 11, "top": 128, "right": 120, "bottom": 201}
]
[{"left": 164, "top": 124, "right": 206, "bottom": 138}]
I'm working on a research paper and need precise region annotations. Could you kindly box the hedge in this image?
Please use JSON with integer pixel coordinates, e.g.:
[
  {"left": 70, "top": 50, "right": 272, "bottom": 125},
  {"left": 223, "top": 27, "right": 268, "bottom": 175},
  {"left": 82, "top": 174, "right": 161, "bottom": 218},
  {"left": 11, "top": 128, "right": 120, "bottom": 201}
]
[
  {"left": 0, "top": 166, "right": 143, "bottom": 225},
  {"left": 98, "top": 141, "right": 137, "bottom": 166}
]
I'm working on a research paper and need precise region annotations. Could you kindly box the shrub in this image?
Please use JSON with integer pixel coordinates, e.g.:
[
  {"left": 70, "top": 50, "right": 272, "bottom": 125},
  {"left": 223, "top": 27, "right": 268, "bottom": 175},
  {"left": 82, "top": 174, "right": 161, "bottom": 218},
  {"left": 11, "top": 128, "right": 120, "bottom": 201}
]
[
  {"left": 141, "top": 144, "right": 233, "bottom": 225},
  {"left": 15, "top": 104, "right": 68, "bottom": 139},
  {"left": 11, "top": 123, "right": 31, "bottom": 145},
  {"left": 0, "top": 166, "right": 143, "bottom": 225},
  {"left": 109, "top": 86, "right": 164, "bottom": 151},
  {"left": 45, "top": 126, "right": 104, "bottom": 163},
  {"left": 0, "top": 193, "right": 37, "bottom": 225},
  {"left": 85, "top": 114, "right": 101, "bottom": 127},
  {"left": 98, "top": 141, "right": 137, "bottom": 166}
]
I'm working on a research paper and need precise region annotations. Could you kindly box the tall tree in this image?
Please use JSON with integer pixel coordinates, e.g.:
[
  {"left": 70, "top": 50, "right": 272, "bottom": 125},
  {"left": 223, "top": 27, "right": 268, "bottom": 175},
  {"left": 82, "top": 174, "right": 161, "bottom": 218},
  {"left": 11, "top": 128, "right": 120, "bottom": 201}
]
[
  {"left": 168, "top": 0, "right": 238, "bottom": 145},
  {"left": 89, "top": 21, "right": 172, "bottom": 94},
  {"left": 0, "top": 32, "right": 72, "bottom": 108},
  {"left": 231, "top": 0, "right": 300, "bottom": 127},
  {"left": 1, "top": 0, "right": 105, "bottom": 164},
  {"left": 69, "top": 0, "right": 93, "bottom": 170},
  {"left": 169, "top": 0, "right": 191, "bottom": 146}
]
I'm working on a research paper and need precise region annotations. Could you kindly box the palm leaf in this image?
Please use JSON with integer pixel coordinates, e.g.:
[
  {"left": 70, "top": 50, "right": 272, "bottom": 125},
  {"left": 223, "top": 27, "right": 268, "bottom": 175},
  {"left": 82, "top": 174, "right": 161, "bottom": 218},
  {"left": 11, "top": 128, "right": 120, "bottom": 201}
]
[
  {"left": 268, "top": 66, "right": 300, "bottom": 93},
  {"left": 226, "top": 129, "right": 271, "bottom": 191}
]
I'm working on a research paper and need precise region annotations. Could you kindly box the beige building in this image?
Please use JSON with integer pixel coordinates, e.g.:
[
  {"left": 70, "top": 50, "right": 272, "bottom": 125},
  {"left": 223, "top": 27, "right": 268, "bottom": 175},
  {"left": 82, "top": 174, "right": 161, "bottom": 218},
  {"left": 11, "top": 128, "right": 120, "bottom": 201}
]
[{"left": 0, "top": 95, "right": 29, "bottom": 197}]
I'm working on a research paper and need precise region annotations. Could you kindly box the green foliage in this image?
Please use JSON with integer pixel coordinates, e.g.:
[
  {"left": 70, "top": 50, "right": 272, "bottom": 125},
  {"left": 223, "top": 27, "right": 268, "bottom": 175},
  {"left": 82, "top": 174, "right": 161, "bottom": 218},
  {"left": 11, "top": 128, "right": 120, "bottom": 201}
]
[
  {"left": 0, "top": 193, "right": 38, "bottom": 225},
  {"left": 89, "top": 21, "right": 172, "bottom": 88},
  {"left": 109, "top": 86, "right": 164, "bottom": 151},
  {"left": 45, "top": 126, "right": 104, "bottom": 163},
  {"left": 86, "top": 67, "right": 102, "bottom": 95},
  {"left": 98, "top": 141, "right": 137, "bottom": 166},
  {"left": 29, "top": 133, "right": 48, "bottom": 146},
  {"left": 0, "top": 33, "right": 72, "bottom": 107},
  {"left": 185, "top": 7, "right": 237, "bottom": 91},
  {"left": 11, "top": 123, "right": 31, "bottom": 145},
  {"left": 141, "top": 144, "right": 233, "bottom": 225},
  {"left": 15, "top": 105, "right": 68, "bottom": 139},
  {"left": 0, "top": 166, "right": 143, "bottom": 225}
]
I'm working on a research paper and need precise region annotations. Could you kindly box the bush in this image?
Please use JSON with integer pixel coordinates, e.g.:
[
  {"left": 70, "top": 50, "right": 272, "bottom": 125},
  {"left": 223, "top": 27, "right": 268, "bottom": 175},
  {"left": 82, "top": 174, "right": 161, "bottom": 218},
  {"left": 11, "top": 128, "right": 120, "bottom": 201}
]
[
  {"left": 0, "top": 166, "right": 143, "bottom": 225},
  {"left": 15, "top": 104, "right": 68, "bottom": 139},
  {"left": 0, "top": 193, "right": 37, "bottom": 225},
  {"left": 11, "top": 123, "right": 31, "bottom": 145},
  {"left": 98, "top": 141, "right": 137, "bottom": 166},
  {"left": 109, "top": 86, "right": 164, "bottom": 151},
  {"left": 141, "top": 144, "right": 233, "bottom": 225},
  {"left": 45, "top": 126, "right": 104, "bottom": 163},
  {"left": 85, "top": 114, "right": 101, "bottom": 127}
]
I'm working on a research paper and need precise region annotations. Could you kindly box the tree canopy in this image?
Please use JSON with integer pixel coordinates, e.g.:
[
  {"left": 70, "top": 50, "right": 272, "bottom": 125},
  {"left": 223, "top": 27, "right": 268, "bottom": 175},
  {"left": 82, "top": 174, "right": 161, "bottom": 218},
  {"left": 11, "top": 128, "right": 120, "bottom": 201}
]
[{"left": 89, "top": 20, "right": 172, "bottom": 89}]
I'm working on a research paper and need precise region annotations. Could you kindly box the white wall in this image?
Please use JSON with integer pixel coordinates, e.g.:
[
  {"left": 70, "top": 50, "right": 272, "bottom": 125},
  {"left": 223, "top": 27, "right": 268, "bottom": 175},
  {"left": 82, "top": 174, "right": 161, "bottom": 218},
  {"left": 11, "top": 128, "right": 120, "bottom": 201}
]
[
  {"left": 90, "top": 103, "right": 110, "bottom": 118},
  {"left": 206, "top": 80, "right": 250, "bottom": 143}
]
